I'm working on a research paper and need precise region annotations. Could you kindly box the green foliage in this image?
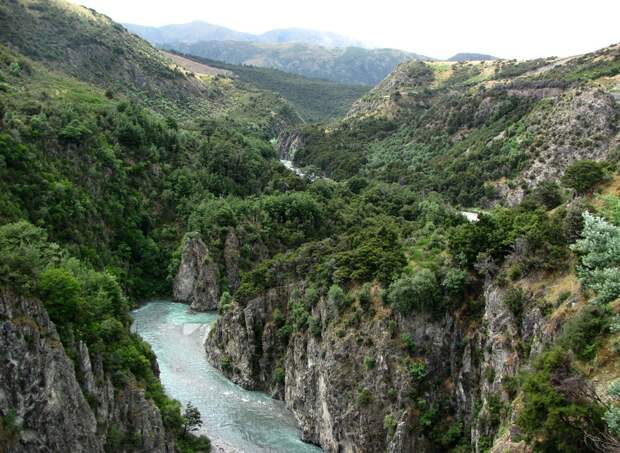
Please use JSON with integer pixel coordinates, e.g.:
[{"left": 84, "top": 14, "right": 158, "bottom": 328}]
[
  {"left": 561, "top": 160, "right": 608, "bottom": 194},
  {"left": 388, "top": 269, "right": 441, "bottom": 315},
  {"left": 38, "top": 267, "right": 82, "bottom": 325},
  {"left": 182, "top": 402, "right": 203, "bottom": 437},
  {"left": 401, "top": 333, "right": 416, "bottom": 354},
  {"left": 219, "top": 291, "right": 232, "bottom": 313},
  {"left": 571, "top": 213, "right": 620, "bottom": 304},
  {"left": 0, "top": 409, "right": 21, "bottom": 450},
  {"left": 383, "top": 414, "right": 397, "bottom": 436},
  {"left": 363, "top": 356, "right": 376, "bottom": 370},
  {"left": 357, "top": 386, "right": 372, "bottom": 406},
  {"left": 409, "top": 361, "right": 428, "bottom": 381},
  {"left": 333, "top": 221, "right": 406, "bottom": 284},
  {"left": 273, "top": 367, "right": 286, "bottom": 385},
  {"left": 327, "top": 284, "right": 346, "bottom": 311},
  {"left": 606, "top": 379, "right": 620, "bottom": 437},
  {"left": 560, "top": 305, "right": 610, "bottom": 361},
  {"left": 170, "top": 52, "right": 368, "bottom": 121},
  {"left": 599, "top": 194, "right": 620, "bottom": 226},
  {"left": 176, "top": 434, "right": 211, "bottom": 453},
  {"left": 517, "top": 349, "right": 607, "bottom": 452}
]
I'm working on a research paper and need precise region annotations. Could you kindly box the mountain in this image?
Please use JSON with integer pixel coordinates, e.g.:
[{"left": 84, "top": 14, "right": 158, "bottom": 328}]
[
  {"left": 292, "top": 44, "right": 620, "bottom": 205},
  {"left": 124, "top": 21, "right": 429, "bottom": 85},
  {"left": 164, "top": 40, "right": 427, "bottom": 85},
  {"left": 259, "top": 27, "right": 364, "bottom": 48},
  {"left": 124, "top": 20, "right": 256, "bottom": 44},
  {"left": 448, "top": 52, "right": 498, "bottom": 61},
  {"left": 163, "top": 50, "right": 369, "bottom": 121},
  {"left": 124, "top": 21, "right": 364, "bottom": 48}
]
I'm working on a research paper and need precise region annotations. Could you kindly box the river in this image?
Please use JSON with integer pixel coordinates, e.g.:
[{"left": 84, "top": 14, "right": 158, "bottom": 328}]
[{"left": 131, "top": 301, "right": 322, "bottom": 453}]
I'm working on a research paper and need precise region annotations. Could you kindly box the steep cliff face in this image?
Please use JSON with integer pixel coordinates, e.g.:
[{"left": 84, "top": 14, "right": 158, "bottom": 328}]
[
  {"left": 0, "top": 290, "right": 175, "bottom": 453},
  {"left": 204, "top": 271, "right": 580, "bottom": 452},
  {"left": 173, "top": 235, "right": 220, "bottom": 311},
  {"left": 206, "top": 284, "right": 474, "bottom": 452}
]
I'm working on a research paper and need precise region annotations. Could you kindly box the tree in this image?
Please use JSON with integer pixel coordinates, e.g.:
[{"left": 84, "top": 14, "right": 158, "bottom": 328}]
[
  {"left": 182, "top": 401, "right": 203, "bottom": 438},
  {"left": 561, "top": 160, "right": 607, "bottom": 194},
  {"left": 571, "top": 213, "right": 620, "bottom": 304},
  {"left": 388, "top": 269, "right": 441, "bottom": 314}
]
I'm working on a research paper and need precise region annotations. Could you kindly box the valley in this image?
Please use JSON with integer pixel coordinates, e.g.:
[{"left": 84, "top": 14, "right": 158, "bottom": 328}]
[{"left": 0, "top": 1, "right": 619, "bottom": 453}]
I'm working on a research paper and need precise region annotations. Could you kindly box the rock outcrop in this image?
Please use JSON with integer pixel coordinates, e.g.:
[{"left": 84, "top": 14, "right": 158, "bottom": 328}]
[
  {"left": 206, "top": 284, "right": 472, "bottom": 452},
  {"left": 205, "top": 271, "right": 575, "bottom": 452},
  {"left": 0, "top": 290, "right": 175, "bottom": 453},
  {"left": 276, "top": 130, "right": 303, "bottom": 160},
  {"left": 173, "top": 234, "right": 220, "bottom": 311}
]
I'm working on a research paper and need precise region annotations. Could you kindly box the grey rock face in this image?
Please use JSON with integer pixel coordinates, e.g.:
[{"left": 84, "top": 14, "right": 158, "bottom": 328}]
[
  {"left": 0, "top": 290, "right": 175, "bottom": 453},
  {"left": 0, "top": 290, "right": 102, "bottom": 453},
  {"left": 224, "top": 229, "right": 241, "bottom": 293},
  {"left": 173, "top": 234, "right": 220, "bottom": 311},
  {"left": 205, "top": 285, "right": 461, "bottom": 453},
  {"left": 276, "top": 131, "right": 303, "bottom": 160}
]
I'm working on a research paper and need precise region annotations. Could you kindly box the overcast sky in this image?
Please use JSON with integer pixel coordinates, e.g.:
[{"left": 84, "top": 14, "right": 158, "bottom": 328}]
[{"left": 69, "top": 0, "right": 620, "bottom": 60}]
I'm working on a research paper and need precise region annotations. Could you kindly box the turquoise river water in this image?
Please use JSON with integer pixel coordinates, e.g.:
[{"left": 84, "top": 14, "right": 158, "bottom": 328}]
[{"left": 131, "top": 301, "right": 322, "bottom": 453}]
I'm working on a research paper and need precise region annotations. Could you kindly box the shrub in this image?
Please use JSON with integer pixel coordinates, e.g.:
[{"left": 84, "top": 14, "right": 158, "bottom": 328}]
[
  {"left": 357, "top": 386, "right": 372, "bottom": 406},
  {"left": 409, "top": 361, "right": 427, "bottom": 381},
  {"left": 388, "top": 269, "right": 441, "bottom": 314},
  {"left": 363, "top": 356, "right": 376, "bottom": 370},
  {"left": 560, "top": 305, "right": 610, "bottom": 361},
  {"left": 273, "top": 367, "right": 285, "bottom": 384},
  {"left": 518, "top": 349, "right": 607, "bottom": 452},
  {"left": 561, "top": 160, "right": 607, "bottom": 194},
  {"left": 38, "top": 267, "right": 82, "bottom": 325},
  {"left": 571, "top": 213, "right": 620, "bottom": 304},
  {"left": 384, "top": 414, "right": 397, "bottom": 436},
  {"left": 327, "top": 284, "right": 346, "bottom": 310},
  {"left": 401, "top": 333, "right": 416, "bottom": 354},
  {"left": 219, "top": 291, "right": 232, "bottom": 313},
  {"left": 605, "top": 379, "right": 620, "bottom": 437}
]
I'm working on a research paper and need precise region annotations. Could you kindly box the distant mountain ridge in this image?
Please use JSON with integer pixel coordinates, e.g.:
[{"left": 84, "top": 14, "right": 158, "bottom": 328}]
[
  {"left": 448, "top": 52, "right": 498, "bottom": 61},
  {"left": 160, "top": 40, "right": 427, "bottom": 86},
  {"left": 124, "top": 21, "right": 364, "bottom": 48}
]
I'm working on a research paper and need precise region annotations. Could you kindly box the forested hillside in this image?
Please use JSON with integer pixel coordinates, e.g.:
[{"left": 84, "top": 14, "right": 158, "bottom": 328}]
[
  {"left": 161, "top": 40, "right": 426, "bottom": 86},
  {"left": 291, "top": 46, "right": 620, "bottom": 206},
  {"left": 164, "top": 50, "right": 369, "bottom": 121}
]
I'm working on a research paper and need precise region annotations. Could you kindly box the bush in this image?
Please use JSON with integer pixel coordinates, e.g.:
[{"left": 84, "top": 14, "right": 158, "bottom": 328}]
[
  {"left": 560, "top": 305, "right": 610, "bottom": 361},
  {"left": 561, "top": 160, "right": 608, "bottom": 194},
  {"left": 388, "top": 269, "right": 441, "bottom": 314},
  {"left": 363, "top": 356, "right": 376, "bottom": 370},
  {"left": 409, "top": 361, "right": 427, "bottom": 381},
  {"left": 518, "top": 349, "right": 607, "bottom": 452},
  {"left": 571, "top": 213, "right": 620, "bottom": 303},
  {"left": 327, "top": 284, "right": 346, "bottom": 310},
  {"left": 357, "top": 386, "right": 372, "bottom": 406},
  {"left": 384, "top": 414, "right": 397, "bottom": 436},
  {"left": 38, "top": 267, "right": 82, "bottom": 325}
]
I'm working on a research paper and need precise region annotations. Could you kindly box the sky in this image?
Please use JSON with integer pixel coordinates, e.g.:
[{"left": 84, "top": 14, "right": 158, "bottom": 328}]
[{"left": 69, "top": 0, "right": 620, "bottom": 60}]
